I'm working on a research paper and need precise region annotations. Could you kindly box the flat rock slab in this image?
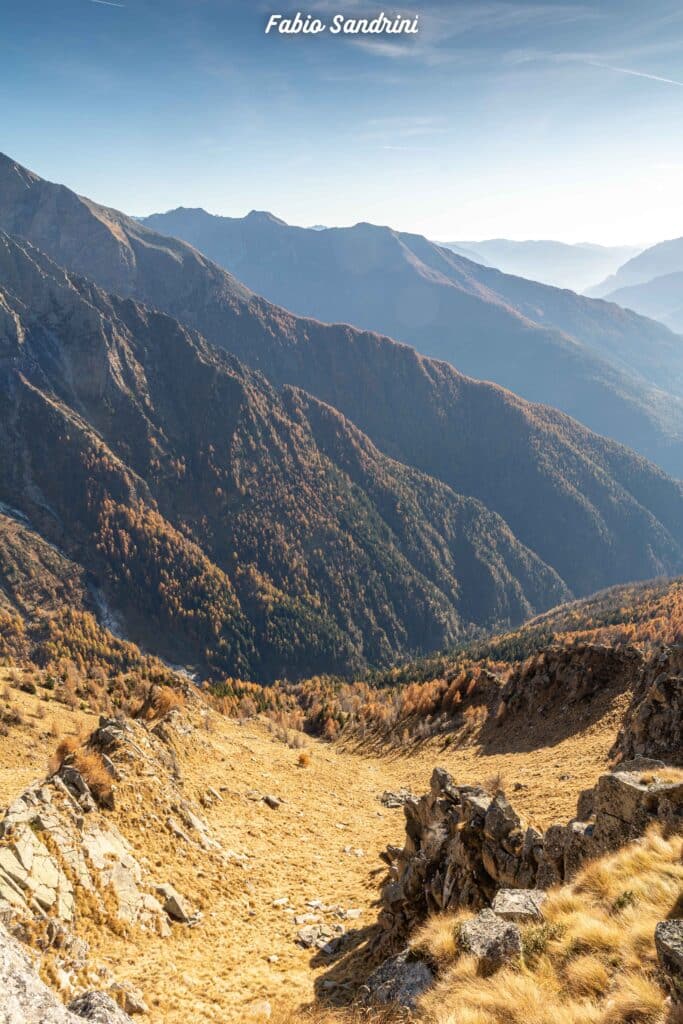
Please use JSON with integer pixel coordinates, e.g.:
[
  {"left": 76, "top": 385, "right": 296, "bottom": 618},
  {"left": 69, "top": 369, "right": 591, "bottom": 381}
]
[{"left": 492, "top": 888, "right": 546, "bottom": 923}]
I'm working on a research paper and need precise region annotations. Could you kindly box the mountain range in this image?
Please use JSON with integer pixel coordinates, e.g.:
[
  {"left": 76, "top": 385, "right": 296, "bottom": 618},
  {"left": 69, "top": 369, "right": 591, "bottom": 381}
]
[
  {"left": 588, "top": 235, "right": 683, "bottom": 333},
  {"left": 3, "top": 153, "right": 683, "bottom": 678},
  {"left": 440, "top": 238, "right": 639, "bottom": 292},
  {"left": 140, "top": 205, "right": 683, "bottom": 477}
]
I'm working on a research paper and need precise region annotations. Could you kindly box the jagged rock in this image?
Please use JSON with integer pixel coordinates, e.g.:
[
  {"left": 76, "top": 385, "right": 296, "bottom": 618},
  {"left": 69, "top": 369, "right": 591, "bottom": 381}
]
[
  {"left": 0, "top": 924, "right": 134, "bottom": 1023},
  {"left": 380, "top": 789, "right": 415, "bottom": 808},
  {"left": 68, "top": 991, "right": 135, "bottom": 1023},
  {"left": 611, "top": 652, "right": 683, "bottom": 765},
  {"left": 491, "top": 889, "right": 546, "bottom": 922},
  {"left": 295, "top": 922, "right": 344, "bottom": 952},
  {"left": 108, "top": 984, "right": 148, "bottom": 1015},
  {"left": 360, "top": 948, "right": 434, "bottom": 1008},
  {"left": 655, "top": 920, "right": 683, "bottom": 1001},
  {"left": 379, "top": 764, "right": 683, "bottom": 941},
  {"left": 155, "top": 883, "right": 195, "bottom": 924},
  {"left": 458, "top": 909, "right": 521, "bottom": 974}
]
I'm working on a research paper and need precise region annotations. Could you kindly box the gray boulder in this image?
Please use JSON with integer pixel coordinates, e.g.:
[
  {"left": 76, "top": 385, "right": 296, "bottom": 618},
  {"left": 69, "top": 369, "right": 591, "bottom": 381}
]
[
  {"left": 458, "top": 908, "right": 521, "bottom": 974},
  {"left": 492, "top": 889, "right": 546, "bottom": 923},
  {"left": 68, "top": 992, "right": 134, "bottom": 1023},
  {"left": 655, "top": 919, "right": 683, "bottom": 1001},
  {"left": 360, "top": 948, "right": 434, "bottom": 1008},
  {"left": 155, "top": 883, "right": 196, "bottom": 924}
]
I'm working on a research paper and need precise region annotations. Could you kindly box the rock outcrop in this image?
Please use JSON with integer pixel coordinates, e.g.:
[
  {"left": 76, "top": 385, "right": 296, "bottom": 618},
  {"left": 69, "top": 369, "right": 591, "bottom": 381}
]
[
  {"left": 360, "top": 949, "right": 435, "bottom": 1009},
  {"left": 612, "top": 649, "right": 683, "bottom": 765},
  {"left": 0, "top": 697, "right": 220, "bottom": 1013},
  {"left": 0, "top": 923, "right": 133, "bottom": 1024},
  {"left": 379, "top": 762, "right": 683, "bottom": 938},
  {"left": 499, "top": 643, "right": 643, "bottom": 722}
]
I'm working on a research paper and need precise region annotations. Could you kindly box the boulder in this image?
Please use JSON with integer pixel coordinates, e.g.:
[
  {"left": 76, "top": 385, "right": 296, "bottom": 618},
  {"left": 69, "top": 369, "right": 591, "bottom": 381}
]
[
  {"left": 155, "top": 883, "right": 195, "bottom": 924},
  {"left": 68, "top": 992, "right": 135, "bottom": 1023},
  {"left": 491, "top": 889, "right": 546, "bottom": 923},
  {"left": 457, "top": 909, "right": 521, "bottom": 974},
  {"left": 655, "top": 919, "right": 683, "bottom": 1001},
  {"left": 360, "top": 948, "right": 434, "bottom": 1008},
  {"left": 0, "top": 924, "right": 134, "bottom": 1023}
]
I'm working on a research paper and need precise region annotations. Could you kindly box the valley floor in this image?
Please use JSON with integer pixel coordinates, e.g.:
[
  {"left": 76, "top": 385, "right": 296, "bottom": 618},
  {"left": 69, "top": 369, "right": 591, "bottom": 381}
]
[{"left": 0, "top": 668, "right": 630, "bottom": 1022}]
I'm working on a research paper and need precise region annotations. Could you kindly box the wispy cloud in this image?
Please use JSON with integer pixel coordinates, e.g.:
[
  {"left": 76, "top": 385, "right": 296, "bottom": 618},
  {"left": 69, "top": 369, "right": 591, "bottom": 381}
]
[
  {"left": 88, "top": 0, "right": 125, "bottom": 7},
  {"left": 583, "top": 59, "right": 683, "bottom": 88}
]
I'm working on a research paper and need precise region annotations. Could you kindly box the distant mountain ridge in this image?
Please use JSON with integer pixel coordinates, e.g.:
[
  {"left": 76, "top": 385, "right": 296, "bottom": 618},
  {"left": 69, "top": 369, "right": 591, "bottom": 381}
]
[
  {"left": 588, "top": 235, "right": 683, "bottom": 334},
  {"left": 2, "top": 150, "right": 683, "bottom": 658},
  {"left": 139, "top": 204, "right": 683, "bottom": 478},
  {"left": 440, "top": 238, "right": 639, "bottom": 292}
]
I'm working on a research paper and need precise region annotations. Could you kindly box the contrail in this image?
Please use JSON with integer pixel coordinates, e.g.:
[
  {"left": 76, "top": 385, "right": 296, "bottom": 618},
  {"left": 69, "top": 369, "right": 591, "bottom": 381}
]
[
  {"left": 585, "top": 60, "right": 683, "bottom": 88},
  {"left": 88, "top": 0, "right": 126, "bottom": 7}
]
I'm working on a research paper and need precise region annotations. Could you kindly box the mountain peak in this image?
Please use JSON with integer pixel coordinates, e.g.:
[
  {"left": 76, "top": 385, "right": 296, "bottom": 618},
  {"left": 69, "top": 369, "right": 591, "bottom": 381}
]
[{"left": 244, "top": 210, "right": 287, "bottom": 227}]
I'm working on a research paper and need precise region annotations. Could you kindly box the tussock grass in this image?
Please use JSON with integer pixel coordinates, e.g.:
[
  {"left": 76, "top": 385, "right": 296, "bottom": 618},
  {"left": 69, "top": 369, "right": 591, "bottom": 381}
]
[{"left": 413, "top": 828, "right": 681, "bottom": 1024}]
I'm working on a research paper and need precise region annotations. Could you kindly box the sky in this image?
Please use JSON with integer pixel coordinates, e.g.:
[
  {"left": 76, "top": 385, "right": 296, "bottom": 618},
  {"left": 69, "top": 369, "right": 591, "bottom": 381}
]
[{"left": 4, "top": 0, "right": 683, "bottom": 244}]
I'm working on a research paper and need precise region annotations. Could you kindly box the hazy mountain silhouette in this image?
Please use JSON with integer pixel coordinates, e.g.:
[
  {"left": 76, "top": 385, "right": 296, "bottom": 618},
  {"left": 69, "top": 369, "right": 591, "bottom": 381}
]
[
  {"left": 441, "top": 238, "right": 638, "bottom": 292},
  {"left": 589, "top": 236, "right": 683, "bottom": 297},
  {"left": 601, "top": 272, "right": 683, "bottom": 334},
  {"left": 139, "top": 205, "right": 683, "bottom": 476}
]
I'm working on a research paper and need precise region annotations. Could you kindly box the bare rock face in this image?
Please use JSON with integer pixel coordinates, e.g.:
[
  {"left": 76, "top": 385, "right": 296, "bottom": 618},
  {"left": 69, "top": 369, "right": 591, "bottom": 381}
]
[
  {"left": 379, "top": 764, "right": 683, "bottom": 939},
  {"left": 0, "top": 924, "right": 133, "bottom": 1024},
  {"left": 612, "top": 649, "right": 683, "bottom": 766}
]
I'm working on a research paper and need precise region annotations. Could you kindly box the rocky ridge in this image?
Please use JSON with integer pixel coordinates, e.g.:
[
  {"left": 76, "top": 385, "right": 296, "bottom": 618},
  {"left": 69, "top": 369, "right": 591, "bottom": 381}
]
[
  {"left": 379, "top": 759, "right": 683, "bottom": 939},
  {"left": 0, "top": 691, "right": 218, "bottom": 1014}
]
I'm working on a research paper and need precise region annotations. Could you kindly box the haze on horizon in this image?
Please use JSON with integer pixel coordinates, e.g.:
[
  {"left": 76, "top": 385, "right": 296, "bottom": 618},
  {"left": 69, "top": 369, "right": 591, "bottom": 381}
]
[{"left": 4, "top": 0, "right": 683, "bottom": 245}]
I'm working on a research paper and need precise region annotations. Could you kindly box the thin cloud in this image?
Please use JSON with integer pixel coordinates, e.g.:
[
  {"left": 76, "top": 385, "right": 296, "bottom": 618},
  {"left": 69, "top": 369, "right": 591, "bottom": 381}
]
[
  {"left": 584, "top": 59, "right": 683, "bottom": 87},
  {"left": 88, "top": 0, "right": 126, "bottom": 7}
]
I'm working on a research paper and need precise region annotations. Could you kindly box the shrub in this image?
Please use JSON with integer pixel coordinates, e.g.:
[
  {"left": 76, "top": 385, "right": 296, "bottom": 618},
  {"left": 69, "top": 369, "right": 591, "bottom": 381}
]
[{"left": 71, "top": 749, "right": 114, "bottom": 807}]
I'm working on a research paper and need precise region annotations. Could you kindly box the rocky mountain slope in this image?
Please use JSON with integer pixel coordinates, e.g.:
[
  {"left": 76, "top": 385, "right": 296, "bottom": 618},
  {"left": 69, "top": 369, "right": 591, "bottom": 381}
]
[
  {"left": 2, "top": 156, "right": 683, "bottom": 619},
  {"left": 139, "top": 204, "right": 683, "bottom": 475}
]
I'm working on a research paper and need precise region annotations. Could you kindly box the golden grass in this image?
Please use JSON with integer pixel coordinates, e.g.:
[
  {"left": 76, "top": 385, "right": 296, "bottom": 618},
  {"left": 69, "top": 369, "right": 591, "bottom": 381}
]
[
  {"left": 149, "top": 685, "right": 185, "bottom": 719},
  {"left": 49, "top": 732, "right": 113, "bottom": 805},
  {"left": 415, "top": 828, "right": 681, "bottom": 1024}
]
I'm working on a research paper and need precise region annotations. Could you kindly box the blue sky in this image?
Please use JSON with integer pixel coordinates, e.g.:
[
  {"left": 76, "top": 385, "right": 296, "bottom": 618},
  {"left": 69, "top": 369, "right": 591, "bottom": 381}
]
[{"left": 4, "top": 1, "right": 683, "bottom": 242}]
